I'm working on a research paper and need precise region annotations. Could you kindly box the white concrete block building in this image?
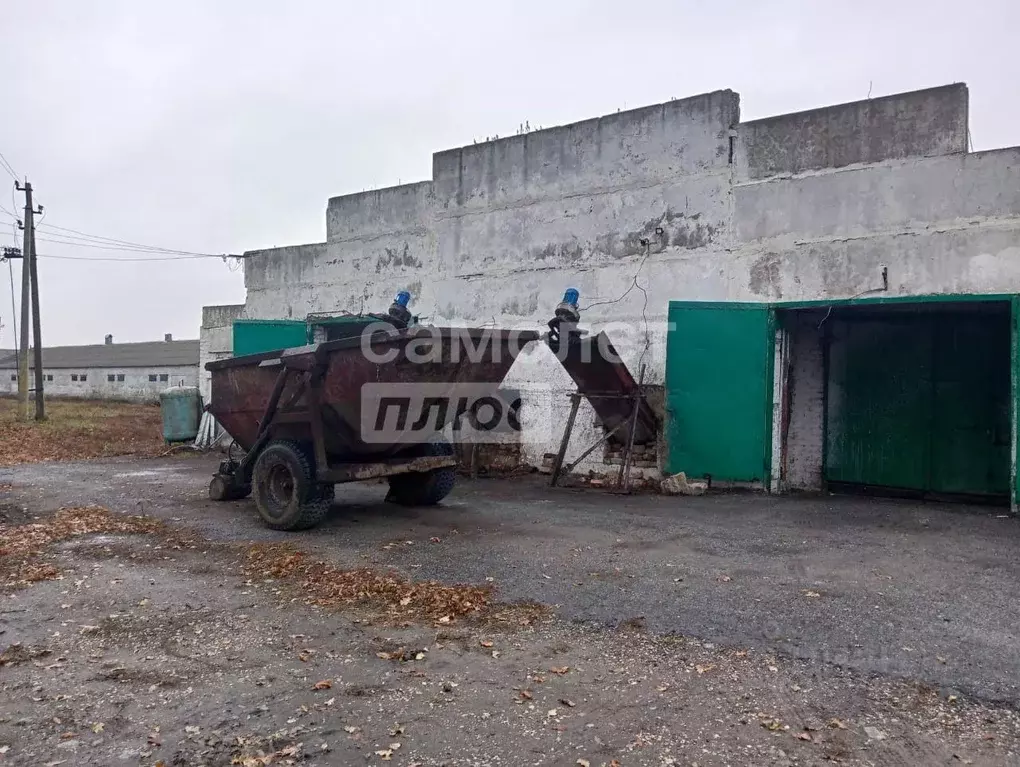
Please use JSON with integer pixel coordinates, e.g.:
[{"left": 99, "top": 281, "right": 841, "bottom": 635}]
[
  {"left": 0, "top": 335, "right": 199, "bottom": 402},
  {"left": 202, "top": 83, "right": 1020, "bottom": 504}
]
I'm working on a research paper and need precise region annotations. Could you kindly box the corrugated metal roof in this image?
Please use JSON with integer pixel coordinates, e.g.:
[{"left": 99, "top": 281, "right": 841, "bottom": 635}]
[{"left": 0, "top": 340, "right": 199, "bottom": 369}]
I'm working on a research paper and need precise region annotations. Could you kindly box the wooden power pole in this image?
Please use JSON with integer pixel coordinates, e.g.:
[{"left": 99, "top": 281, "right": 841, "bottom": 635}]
[{"left": 15, "top": 180, "right": 44, "bottom": 420}]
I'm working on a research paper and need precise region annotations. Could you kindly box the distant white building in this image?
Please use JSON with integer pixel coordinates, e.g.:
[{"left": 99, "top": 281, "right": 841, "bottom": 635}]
[{"left": 0, "top": 334, "right": 199, "bottom": 402}]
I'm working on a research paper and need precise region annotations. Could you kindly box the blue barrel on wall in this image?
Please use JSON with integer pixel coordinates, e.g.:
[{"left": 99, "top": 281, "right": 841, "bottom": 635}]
[{"left": 160, "top": 386, "right": 202, "bottom": 442}]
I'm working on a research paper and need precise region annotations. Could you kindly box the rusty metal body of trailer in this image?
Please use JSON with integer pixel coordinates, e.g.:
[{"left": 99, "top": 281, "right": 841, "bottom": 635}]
[{"left": 205, "top": 324, "right": 538, "bottom": 530}]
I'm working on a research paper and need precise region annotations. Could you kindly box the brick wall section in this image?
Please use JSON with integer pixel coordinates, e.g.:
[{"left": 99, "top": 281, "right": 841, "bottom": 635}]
[{"left": 785, "top": 314, "right": 826, "bottom": 491}]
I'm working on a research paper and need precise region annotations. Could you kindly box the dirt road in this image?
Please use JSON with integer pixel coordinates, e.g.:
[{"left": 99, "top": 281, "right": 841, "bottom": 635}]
[{"left": 1, "top": 456, "right": 1019, "bottom": 765}]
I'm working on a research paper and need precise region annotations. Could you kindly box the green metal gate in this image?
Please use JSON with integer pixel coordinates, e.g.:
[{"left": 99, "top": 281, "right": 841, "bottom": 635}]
[
  {"left": 665, "top": 302, "right": 775, "bottom": 482},
  {"left": 824, "top": 309, "right": 1010, "bottom": 497}
]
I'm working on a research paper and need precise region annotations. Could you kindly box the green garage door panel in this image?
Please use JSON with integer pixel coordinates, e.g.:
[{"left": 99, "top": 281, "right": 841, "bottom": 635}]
[
  {"left": 825, "top": 319, "right": 932, "bottom": 489},
  {"left": 825, "top": 311, "right": 1010, "bottom": 496},
  {"left": 665, "top": 303, "right": 774, "bottom": 482},
  {"left": 930, "top": 315, "right": 1010, "bottom": 495}
]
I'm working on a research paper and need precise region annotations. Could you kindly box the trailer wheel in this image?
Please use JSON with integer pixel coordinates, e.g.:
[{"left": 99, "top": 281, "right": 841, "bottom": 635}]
[
  {"left": 386, "top": 437, "right": 457, "bottom": 506},
  {"left": 251, "top": 440, "right": 334, "bottom": 531}
]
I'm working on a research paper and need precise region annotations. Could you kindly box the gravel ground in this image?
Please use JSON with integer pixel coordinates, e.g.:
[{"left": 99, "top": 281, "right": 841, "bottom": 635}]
[{"left": 1, "top": 455, "right": 1020, "bottom": 765}]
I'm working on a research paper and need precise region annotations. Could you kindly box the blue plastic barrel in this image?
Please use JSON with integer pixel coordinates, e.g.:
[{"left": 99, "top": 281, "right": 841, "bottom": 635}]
[{"left": 160, "top": 387, "right": 202, "bottom": 442}]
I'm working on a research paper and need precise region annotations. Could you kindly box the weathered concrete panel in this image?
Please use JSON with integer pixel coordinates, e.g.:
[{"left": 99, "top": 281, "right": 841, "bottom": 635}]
[
  {"left": 435, "top": 172, "right": 731, "bottom": 273},
  {"left": 432, "top": 90, "right": 739, "bottom": 213},
  {"left": 199, "top": 303, "right": 244, "bottom": 402},
  {"left": 737, "top": 84, "right": 968, "bottom": 180},
  {"left": 243, "top": 242, "right": 329, "bottom": 294},
  {"left": 736, "top": 147, "right": 1020, "bottom": 243},
  {"left": 326, "top": 181, "right": 434, "bottom": 242}
]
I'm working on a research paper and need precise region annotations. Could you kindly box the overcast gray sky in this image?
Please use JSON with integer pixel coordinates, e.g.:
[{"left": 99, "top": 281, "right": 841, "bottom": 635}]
[{"left": 0, "top": 0, "right": 1017, "bottom": 347}]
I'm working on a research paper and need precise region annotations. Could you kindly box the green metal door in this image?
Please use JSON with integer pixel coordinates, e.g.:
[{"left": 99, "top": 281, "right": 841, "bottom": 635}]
[
  {"left": 665, "top": 302, "right": 775, "bottom": 482},
  {"left": 1012, "top": 297, "right": 1020, "bottom": 510},
  {"left": 825, "top": 310, "right": 1010, "bottom": 496},
  {"left": 929, "top": 314, "right": 1010, "bottom": 495},
  {"left": 825, "top": 318, "right": 933, "bottom": 489}
]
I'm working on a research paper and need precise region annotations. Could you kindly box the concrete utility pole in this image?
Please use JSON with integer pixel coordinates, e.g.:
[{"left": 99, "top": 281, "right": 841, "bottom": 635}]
[
  {"left": 16, "top": 183, "right": 30, "bottom": 419},
  {"left": 16, "top": 180, "right": 44, "bottom": 420}
]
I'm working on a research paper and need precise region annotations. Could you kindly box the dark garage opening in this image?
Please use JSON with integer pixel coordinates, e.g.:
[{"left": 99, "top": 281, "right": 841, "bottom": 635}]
[{"left": 779, "top": 300, "right": 1012, "bottom": 503}]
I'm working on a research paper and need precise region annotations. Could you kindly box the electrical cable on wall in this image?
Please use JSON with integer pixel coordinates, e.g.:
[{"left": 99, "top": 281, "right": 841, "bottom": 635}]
[
  {"left": 580, "top": 236, "right": 655, "bottom": 372},
  {"left": 817, "top": 267, "right": 890, "bottom": 329}
]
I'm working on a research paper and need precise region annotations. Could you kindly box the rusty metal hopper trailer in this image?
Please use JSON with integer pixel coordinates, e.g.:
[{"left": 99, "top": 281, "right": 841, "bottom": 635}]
[
  {"left": 205, "top": 294, "right": 538, "bottom": 530},
  {"left": 205, "top": 290, "right": 653, "bottom": 530}
]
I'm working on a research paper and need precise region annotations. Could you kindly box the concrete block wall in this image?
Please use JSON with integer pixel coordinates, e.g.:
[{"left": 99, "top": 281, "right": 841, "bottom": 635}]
[
  {"left": 199, "top": 304, "right": 245, "bottom": 402},
  {"left": 230, "top": 82, "right": 1020, "bottom": 478},
  {"left": 736, "top": 84, "right": 968, "bottom": 180}
]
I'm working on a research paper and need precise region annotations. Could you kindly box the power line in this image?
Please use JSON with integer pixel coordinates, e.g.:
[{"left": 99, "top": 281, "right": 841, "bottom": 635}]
[
  {"left": 37, "top": 252, "right": 234, "bottom": 262},
  {"left": 37, "top": 222, "right": 217, "bottom": 256},
  {"left": 35, "top": 235, "right": 236, "bottom": 258},
  {"left": 0, "top": 150, "right": 18, "bottom": 182}
]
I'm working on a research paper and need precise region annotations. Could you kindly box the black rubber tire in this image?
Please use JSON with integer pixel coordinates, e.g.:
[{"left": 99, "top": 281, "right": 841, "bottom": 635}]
[
  {"left": 386, "top": 437, "right": 457, "bottom": 506},
  {"left": 208, "top": 475, "right": 250, "bottom": 502},
  {"left": 251, "top": 440, "right": 334, "bottom": 531}
]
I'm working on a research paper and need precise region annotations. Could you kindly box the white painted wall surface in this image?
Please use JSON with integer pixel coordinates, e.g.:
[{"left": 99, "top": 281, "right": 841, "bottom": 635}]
[{"left": 0, "top": 365, "right": 198, "bottom": 402}]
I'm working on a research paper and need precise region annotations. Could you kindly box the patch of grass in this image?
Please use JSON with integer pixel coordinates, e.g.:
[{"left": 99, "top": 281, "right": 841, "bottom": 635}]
[{"left": 0, "top": 397, "right": 165, "bottom": 465}]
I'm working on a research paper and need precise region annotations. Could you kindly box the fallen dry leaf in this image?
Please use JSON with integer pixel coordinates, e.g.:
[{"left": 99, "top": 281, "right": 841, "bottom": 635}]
[
  {"left": 829, "top": 718, "right": 848, "bottom": 729},
  {"left": 559, "top": 698, "right": 576, "bottom": 707},
  {"left": 718, "top": 574, "right": 732, "bottom": 583},
  {"left": 313, "top": 679, "right": 332, "bottom": 690},
  {"left": 796, "top": 732, "right": 813, "bottom": 741},
  {"left": 0, "top": 399, "right": 164, "bottom": 467},
  {"left": 577, "top": 760, "right": 591, "bottom": 767},
  {"left": 520, "top": 690, "right": 533, "bottom": 700},
  {"left": 240, "top": 543, "right": 536, "bottom": 625},
  {"left": 0, "top": 505, "right": 164, "bottom": 589},
  {"left": 91, "top": 722, "right": 104, "bottom": 733},
  {"left": 549, "top": 666, "right": 570, "bottom": 675},
  {"left": 802, "top": 590, "right": 822, "bottom": 598},
  {"left": 695, "top": 664, "right": 716, "bottom": 674},
  {"left": 480, "top": 640, "right": 494, "bottom": 648},
  {"left": 375, "top": 748, "right": 393, "bottom": 760}
]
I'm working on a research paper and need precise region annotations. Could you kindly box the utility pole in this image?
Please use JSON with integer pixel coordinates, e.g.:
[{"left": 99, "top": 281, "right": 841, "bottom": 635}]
[
  {"left": 16, "top": 183, "right": 30, "bottom": 419},
  {"left": 15, "top": 180, "right": 44, "bottom": 420}
]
